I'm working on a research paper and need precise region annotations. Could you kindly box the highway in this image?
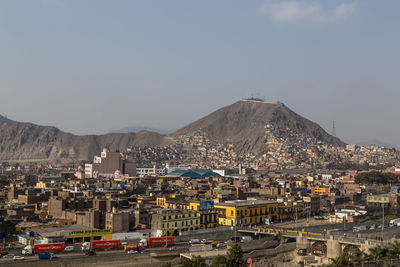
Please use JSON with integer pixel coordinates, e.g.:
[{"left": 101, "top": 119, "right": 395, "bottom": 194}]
[
  {"left": 240, "top": 217, "right": 400, "bottom": 241},
  {"left": 0, "top": 242, "right": 191, "bottom": 266}
]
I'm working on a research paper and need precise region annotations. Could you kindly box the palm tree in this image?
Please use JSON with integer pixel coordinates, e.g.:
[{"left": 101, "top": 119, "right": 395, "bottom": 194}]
[
  {"left": 387, "top": 240, "right": 400, "bottom": 259},
  {"left": 330, "top": 253, "right": 351, "bottom": 267},
  {"left": 368, "top": 245, "right": 388, "bottom": 263},
  {"left": 350, "top": 250, "right": 366, "bottom": 267}
]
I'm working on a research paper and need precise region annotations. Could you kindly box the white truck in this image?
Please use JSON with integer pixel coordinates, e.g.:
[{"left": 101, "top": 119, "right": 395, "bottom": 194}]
[
  {"left": 242, "top": 236, "right": 252, "bottom": 243},
  {"left": 389, "top": 218, "right": 400, "bottom": 227},
  {"left": 81, "top": 242, "right": 90, "bottom": 251},
  {"left": 138, "top": 239, "right": 148, "bottom": 247},
  {"left": 21, "top": 246, "right": 34, "bottom": 256}
]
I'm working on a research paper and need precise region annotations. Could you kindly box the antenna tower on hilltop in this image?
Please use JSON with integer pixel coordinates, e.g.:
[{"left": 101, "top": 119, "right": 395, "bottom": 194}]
[{"left": 332, "top": 120, "right": 336, "bottom": 137}]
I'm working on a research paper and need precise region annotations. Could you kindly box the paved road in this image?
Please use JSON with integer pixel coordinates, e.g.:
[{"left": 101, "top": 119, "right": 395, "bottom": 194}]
[{"left": 242, "top": 218, "right": 400, "bottom": 242}]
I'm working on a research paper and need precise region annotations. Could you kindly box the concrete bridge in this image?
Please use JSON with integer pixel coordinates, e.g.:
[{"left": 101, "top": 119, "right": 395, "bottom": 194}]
[{"left": 239, "top": 227, "right": 391, "bottom": 258}]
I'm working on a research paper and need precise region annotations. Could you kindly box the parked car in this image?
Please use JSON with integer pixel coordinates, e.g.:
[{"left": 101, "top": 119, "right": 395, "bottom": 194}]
[
  {"left": 3, "top": 254, "right": 15, "bottom": 258},
  {"left": 231, "top": 237, "right": 241, "bottom": 243},
  {"left": 13, "top": 256, "right": 25, "bottom": 261},
  {"left": 216, "top": 243, "right": 227, "bottom": 249},
  {"left": 168, "top": 247, "right": 177, "bottom": 251},
  {"left": 65, "top": 246, "right": 74, "bottom": 252},
  {"left": 298, "top": 249, "right": 307, "bottom": 256},
  {"left": 189, "top": 239, "right": 200, "bottom": 245},
  {"left": 127, "top": 250, "right": 138, "bottom": 254},
  {"left": 0, "top": 252, "right": 9, "bottom": 258}
]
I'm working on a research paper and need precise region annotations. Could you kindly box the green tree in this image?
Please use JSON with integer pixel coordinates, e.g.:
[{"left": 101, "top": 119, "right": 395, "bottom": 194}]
[
  {"left": 226, "top": 244, "right": 244, "bottom": 267},
  {"left": 368, "top": 245, "right": 388, "bottom": 263},
  {"left": 329, "top": 253, "right": 351, "bottom": 267},
  {"left": 387, "top": 240, "right": 400, "bottom": 259},
  {"left": 212, "top": 255, "right": 227, "bottom": 267},
  {"left": 350, "top": 250, "right": 366, "bottom": 267},
  {"left": 182, "top": 256, "right": 206, "bottom": 267}
]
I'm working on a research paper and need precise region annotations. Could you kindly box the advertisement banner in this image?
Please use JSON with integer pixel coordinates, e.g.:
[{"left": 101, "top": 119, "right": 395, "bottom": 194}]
[
  {"left": 34, "top": 243, "right": 66, "bottom": 253},
  {"left": 147, "top": 236, "right": 174, "bottom": 245},
  {"left": 199, "top": 201, "right": 214, "bottom": 211},
  {"left": 91, "top": 240, "right": 120, "bottom": 249}
]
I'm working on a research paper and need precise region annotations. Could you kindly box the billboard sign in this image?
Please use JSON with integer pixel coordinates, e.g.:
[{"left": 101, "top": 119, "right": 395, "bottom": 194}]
[
  {"left": 199, "top": 201, "right": 214, "bottom": 211},
  {"left": 147, "top": 236, "right": 174, "bottom": 245},
  {"left": 91, "top": 240, "right": 120, "bottom": 249},
  {"left": 265, "top": 218, "right": 270, "bottom": 225}
]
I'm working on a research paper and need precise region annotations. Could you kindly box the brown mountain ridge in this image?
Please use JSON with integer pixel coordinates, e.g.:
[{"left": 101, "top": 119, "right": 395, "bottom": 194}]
[{"left": 0, "top": 99, "right": 345, "bottom": 163}]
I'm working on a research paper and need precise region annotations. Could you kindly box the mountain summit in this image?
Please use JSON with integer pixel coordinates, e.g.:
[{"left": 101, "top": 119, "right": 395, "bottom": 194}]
[
  {"left": 171, "top": 99, "right": 345, "bottom": 154},
  {"left": 0, "top": 99, "right": 344, "bottom": 163}
]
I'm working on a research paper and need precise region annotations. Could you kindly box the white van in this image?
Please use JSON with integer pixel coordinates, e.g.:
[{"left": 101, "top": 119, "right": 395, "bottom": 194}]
[{"left": 65, "top": 246, "right": 74, "bottom": 252}]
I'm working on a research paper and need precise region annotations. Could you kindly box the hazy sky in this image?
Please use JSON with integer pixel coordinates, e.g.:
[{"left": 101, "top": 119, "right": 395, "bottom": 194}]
[{"left": 0, "top": 0, "right": 399, "bottom": 145}]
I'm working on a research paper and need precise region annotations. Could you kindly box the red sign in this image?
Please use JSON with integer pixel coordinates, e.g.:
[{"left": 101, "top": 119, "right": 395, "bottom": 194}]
[
  {"left": 147, "top": 236, "right": 174, "bottom": 245},
  {"left": 34, "top": 243, "right": 65, "bottom": 253},
  {"left": 91, "top": 240, "right": 120, "bottom": 249}
]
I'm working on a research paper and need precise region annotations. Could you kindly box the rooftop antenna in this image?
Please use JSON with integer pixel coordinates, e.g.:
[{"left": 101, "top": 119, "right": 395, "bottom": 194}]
[{"left": 332, "top": 120, "right": 336, "bottom": 137}]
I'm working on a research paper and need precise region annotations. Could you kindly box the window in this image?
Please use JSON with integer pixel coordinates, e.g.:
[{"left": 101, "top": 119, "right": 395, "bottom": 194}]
[
  {"left": 175, "top": 222, "right": 177, "bottom": 227},
  {"left": 231, "top": 210, "right": 234, "bottom": 216}
]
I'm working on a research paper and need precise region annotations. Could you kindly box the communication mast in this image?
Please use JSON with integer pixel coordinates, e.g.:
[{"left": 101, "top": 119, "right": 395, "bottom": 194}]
[{"left": 332, "top": 120, "right": 336, "bottom": 137}]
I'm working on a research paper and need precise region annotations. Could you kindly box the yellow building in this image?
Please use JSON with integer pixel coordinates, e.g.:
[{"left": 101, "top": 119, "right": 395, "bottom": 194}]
[
  {"left": 35, "top": 181, "right": 48, "bottom": 189},
  {"left": 31, "top": 225, "right": 112, "bottom": 244},
  {"left": 214, "top": 200, "right": 278, "bottom": 226},
  {"left": 311, "top": 187, "right": 330, "bottom": 196},
  {"left": 66, "top": 229, "right": 113, "bottom": 244},
  {"left": 151, "top": 209, "right": 201, "bottom": 236},
  {"left": 156, "top": 199, "right": 218, "bottom": 229}
]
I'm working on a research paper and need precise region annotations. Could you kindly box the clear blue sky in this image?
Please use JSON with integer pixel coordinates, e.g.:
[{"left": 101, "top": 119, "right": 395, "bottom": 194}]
[{"left": 0, "top": 0, "right": 399, "bottom": 145}]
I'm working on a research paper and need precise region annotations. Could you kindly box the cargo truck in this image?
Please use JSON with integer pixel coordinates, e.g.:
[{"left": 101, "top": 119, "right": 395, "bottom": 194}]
[
  {"left": 139, "top": 236, "right": 174, "bottom": 247},
  {"left": 389, "top": 218, "right": 400, "bottom": 227},
  {"left": 124, "top": 244, "right": 144, "bottom": 253},
  {"left": 81, "top": 240, "right": 120, "bottom": 251}
]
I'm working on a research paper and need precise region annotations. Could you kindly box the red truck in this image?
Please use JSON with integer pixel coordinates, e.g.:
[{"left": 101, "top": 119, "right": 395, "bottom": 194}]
[
  {"left": 81, "top": 240, "right": 120, "bottom": 251},
  {"left": 34, "top": 243, "right": 66, "bottom": 253},
  {"left": 139, "top": 236, "right": 174, "bottom": 247}
]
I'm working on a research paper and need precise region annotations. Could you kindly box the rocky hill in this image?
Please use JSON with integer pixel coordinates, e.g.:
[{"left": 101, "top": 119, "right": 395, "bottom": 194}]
[
  {"left": 0, "top": 99, "right": 345, "bottom": 163},
  {"left": 171, "top": 99, "right": 345, "bottom": 154},
  {"left": 0, "top": 115, "right": 173, "bottom": 163}
]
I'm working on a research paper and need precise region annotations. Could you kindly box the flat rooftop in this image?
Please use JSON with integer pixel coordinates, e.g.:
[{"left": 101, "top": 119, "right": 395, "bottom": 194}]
[
  {"left": 215, "top": 199, "right": 277, "bottom": 207},
  {"left": 32, "top": 224, "right": 95, "bottom": 237}
]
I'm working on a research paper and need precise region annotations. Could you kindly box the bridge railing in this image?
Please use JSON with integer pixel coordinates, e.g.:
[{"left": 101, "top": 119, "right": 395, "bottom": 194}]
[{"left": 239, "top": 226, "right": 394, "bottom": 245}]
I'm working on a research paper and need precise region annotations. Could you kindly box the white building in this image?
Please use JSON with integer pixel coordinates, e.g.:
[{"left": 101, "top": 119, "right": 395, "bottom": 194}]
[
  {"left": 84, "top": 164, "right": 93, "bottom": 178},
  {"left": 136, "top": 165, "right": 166, "bottom": 176}
]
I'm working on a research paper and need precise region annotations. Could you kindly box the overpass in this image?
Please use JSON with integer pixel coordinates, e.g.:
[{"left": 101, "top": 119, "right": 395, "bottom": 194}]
[{"left": 238, "top": 227, "right": 392, "bottom": 258}]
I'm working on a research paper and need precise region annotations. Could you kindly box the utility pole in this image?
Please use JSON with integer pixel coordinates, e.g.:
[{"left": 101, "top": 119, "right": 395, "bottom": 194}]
[
  {"left": 165, "top": 210, "right": 168, "bottom": 247},
  {"left": 295, "top": 207, "right": 297, "bottom": 235},
  {"left": 234, "top": 213, "right": 237, "bottom": 243},
  {"left": 382, "top": 203, "right": 384, "bottom": 240}
]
